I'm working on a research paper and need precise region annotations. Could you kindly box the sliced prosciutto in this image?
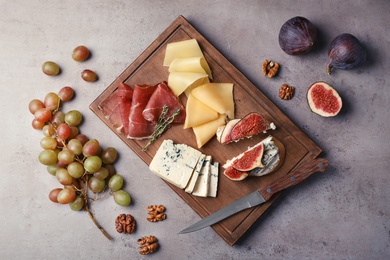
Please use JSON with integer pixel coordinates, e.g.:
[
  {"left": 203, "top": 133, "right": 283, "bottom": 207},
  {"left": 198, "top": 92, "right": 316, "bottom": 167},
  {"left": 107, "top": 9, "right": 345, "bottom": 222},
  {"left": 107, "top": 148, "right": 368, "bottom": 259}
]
[
  {"left": 117, "top": 82, "right": 133, "bottom": 135},
  {"left": 142, "top": 81, "right": 186, "bottom": 123},
  {"left": 98, "top": 90, "right": 123, "bottom": 132},
  {"left": 127, "top": 84, "right": 157, "bottom": 139}
]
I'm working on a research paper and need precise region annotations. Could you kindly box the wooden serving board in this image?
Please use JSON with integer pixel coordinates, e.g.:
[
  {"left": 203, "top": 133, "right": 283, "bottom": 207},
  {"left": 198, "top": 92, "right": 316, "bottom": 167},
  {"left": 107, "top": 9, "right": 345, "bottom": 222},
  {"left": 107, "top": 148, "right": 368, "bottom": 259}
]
[{"left": 90, "top": 15, "right": 322, "bottom": 246}]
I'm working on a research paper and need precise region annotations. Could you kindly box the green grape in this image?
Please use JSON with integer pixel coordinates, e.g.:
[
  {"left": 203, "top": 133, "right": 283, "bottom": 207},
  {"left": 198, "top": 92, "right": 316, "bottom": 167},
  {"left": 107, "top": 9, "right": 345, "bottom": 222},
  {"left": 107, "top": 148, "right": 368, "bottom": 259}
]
[
  {"left": 84, "top": 155, "right": 102, "bottom": 173},
  {"left": 58, "top": 86, "right": 74, "bottom": 102},
  {"left": 40, "top": 136, "right": 57, "bottom": 150},
  {"left": 108, "top": 174, "right": 123, "bottom": 191},
  {"left": 88, "top": 176, "right": 106, "bottom": 193},
  {"left": 56, "top": 168, "right": 74, "bottom": 185},
  {"left": 94, "top": 167, "right": 109, "bottom": 180},
  {"left": 47, "top": 164, "right": 59, "bottom": 176},
  {"left": 67, "top": 161, "right": 84, "bottom": 178},
  {"left": 69, "top": 196, "right": 85, "bottom": 211},
  {"left": 67, "top": 139, "right": 82, "bottom": 155},
  {"left": 42, "top": 125, "right": 55, "bottom": 137},
  {"left": 72, "top": 45, "right": 90, "bottom": 62},
  {"left": 42, "top": 61, "right": 60, "bottom": 76},
  {"left": 44, "top": 92, "right": 60, "bottom": 111},
  {"left": 101, "top": 147, "right": 117, "bottom": 164},
  {"left": 57, "top": 149, "right": 75, "bottom": 165},
  {"left": 57, "top": 187, "right": 76, "bottom": 204},
  {"left": 29, "top": 99, "right": 45, "bottom": 114},
  {"left": 82, "top": 139, "right": 100, "bottom": 157},
  {"left": 65, "top": 110, "right": 83, "bottom": 127},
  {"left": 81, "top": 69, "right": 97, "bottom": 82},
  {"left": 113, "top": 190, "right": 131, "bottom": 206},
  {"left": 39, "top": 149, "right": 58, "bottom": 165},
  {"left": 49, "top": 188, "right": 63, "bottom": 203}
]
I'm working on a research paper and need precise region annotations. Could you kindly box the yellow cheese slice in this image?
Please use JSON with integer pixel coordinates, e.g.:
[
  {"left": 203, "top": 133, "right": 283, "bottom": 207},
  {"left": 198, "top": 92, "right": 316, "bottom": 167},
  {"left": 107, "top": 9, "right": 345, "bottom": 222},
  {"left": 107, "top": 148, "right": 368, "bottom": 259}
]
[
  {"left": 169, "top": 57, "right": 213, "bottom": 80},
  {"left": 184, "top": 94, "right": 219, "bottom": 129},
  {"left": 168, "top": 72, "right": 209, "bottom": 97},
  {"left": 193, "top": 114, "right": 227, "bottom": 148},
  {"left": 191, "top": 83, "right": 235, "bottom": 118},
  {"left": 184, "top": 77, "right": 210, "bottom": 97},
  {"left": 163, "top": 39, "right": 205, "bottom": 67}
]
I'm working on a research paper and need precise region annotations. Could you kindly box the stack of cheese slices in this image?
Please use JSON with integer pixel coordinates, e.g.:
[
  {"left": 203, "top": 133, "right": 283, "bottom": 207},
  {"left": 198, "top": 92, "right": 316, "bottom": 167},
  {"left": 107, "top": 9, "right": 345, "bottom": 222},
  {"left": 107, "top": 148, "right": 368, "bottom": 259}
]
[
  {"left": 149, "top": 139, "right": 219, "bottom": 197},
  {"left": 163, "top": 39, "right": 235, "bottom": 148}
]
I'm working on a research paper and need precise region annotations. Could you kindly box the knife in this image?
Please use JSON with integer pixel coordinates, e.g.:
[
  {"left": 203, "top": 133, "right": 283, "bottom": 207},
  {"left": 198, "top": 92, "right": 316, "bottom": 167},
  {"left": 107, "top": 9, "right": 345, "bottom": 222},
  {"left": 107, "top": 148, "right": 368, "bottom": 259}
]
[{"left": 178, "top": 157, "right": 329, "bottom": 234}]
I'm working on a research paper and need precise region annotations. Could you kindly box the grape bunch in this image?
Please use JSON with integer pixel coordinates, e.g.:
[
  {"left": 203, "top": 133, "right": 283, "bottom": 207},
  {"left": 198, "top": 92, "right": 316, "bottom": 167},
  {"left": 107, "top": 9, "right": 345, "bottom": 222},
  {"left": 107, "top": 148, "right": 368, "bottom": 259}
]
[{"left": 29, "top": 86, "right": 130, "bottom": 239}]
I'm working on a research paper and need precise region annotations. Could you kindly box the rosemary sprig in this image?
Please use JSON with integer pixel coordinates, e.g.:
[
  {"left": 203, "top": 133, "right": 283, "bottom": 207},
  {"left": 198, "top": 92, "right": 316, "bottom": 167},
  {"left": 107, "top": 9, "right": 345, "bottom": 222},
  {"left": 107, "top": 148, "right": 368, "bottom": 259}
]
[{"left": 142, "top": 105, "right": 181, "bottom": 151}]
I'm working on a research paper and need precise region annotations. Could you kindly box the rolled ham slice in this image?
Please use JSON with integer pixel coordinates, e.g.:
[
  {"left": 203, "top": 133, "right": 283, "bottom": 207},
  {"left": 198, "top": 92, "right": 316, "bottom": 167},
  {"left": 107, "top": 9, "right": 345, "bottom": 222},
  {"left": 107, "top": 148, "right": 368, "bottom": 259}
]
[
  {"left": 142, "top": 81, "right": 186, "bottom": 124},
  {"left": 127, "top": 84, "right": 157, "bottom": 139},
  {"left": 98, "top": 90, "right": 123, "bottom": 132}
]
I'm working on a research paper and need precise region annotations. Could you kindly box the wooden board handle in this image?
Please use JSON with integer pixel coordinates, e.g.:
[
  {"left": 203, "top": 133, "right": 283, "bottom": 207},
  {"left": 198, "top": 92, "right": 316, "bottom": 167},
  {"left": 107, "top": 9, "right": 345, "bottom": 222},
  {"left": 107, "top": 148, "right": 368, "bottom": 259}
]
[{"left": 258, "top": 158, "right": 330, "bottom": 201}]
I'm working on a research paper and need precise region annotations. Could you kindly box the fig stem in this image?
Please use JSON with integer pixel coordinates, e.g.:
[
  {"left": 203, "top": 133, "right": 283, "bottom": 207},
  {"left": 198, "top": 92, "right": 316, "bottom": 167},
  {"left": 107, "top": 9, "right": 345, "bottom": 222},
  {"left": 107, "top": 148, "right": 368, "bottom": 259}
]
[{"left": 326, "top": 65, "right": 332, "bottom": 75}]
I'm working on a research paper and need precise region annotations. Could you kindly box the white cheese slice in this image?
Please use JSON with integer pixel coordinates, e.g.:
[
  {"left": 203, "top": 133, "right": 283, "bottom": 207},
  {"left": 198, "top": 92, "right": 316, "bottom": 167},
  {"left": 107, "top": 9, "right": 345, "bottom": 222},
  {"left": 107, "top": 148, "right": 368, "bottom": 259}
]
[
  {"left": 192, "top": 155, "right": 212, "bottom": 197},
  {"left": 149, "top": 139, "right": 202, "bottom": 189},
  {"left": 185, "top": 154, "right": 206, "bottom": 193},
  {"left": 208, "top": 162, "right": 219, "bottom": 198}
]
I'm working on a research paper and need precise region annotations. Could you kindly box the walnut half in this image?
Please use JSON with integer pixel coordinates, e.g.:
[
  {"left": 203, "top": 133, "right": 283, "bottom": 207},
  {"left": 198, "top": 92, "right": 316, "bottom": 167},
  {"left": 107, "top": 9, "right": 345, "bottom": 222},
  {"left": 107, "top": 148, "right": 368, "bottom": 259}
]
[
  {"left": 137, "top": 235, "right": 159, "bottom": 255},
  {"left": 279, "top": 84, "right": 295, "bottom": 100},
  {"left": 147, "top": 205, "right": 167, "bottom": 222},
  {"left": 115, "top": 214, "right": 136, "bottom": 234},
  {"left": 262, "top": 59, "right": 280, "bottom": 78}
]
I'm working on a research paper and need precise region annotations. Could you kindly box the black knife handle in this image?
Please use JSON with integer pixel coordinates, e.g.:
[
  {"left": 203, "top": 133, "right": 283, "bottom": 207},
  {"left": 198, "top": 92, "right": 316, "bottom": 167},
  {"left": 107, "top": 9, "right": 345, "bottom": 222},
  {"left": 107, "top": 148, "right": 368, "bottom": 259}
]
[{"left": 258, "top": 158, "right": 330, "bottom": 201}]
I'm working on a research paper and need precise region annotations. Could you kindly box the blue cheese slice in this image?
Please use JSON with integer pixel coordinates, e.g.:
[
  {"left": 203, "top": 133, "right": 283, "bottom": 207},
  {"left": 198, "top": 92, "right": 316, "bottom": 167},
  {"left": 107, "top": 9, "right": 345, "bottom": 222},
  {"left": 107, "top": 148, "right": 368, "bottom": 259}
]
[
  {"left": 192, "top": 155, "right": 211, "bottom": 197},
  {"left": 149, "top": 139, "right": 202, "bottom": 189},
  {"left": 185, "top": 154, "right": 206, "bottom": 193},
  {"left": 249, "top": 136, "right": 280, "bottom": 176},
  {"left": 207, "top": 162, "right": 219, "bottom": 197}
]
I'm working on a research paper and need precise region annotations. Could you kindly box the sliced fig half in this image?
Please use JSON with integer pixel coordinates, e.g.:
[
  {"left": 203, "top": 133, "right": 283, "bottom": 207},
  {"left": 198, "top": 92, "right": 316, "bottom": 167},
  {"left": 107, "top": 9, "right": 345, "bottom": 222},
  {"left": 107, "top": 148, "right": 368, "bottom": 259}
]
[
  {"left": 230, "top": 112, "right": 270, "bottom": 142},
  {"left": 223, "top": 166, "right": 248, "bottom": 181},
  {"left": 216, "top": 119, "right": 240, "bottom": 144},
  {"left": 307, "top": 81, "right": 342, "bottom": 117},
  {"left": 230, "top": 143, "right": 264, "bottom": 171}
]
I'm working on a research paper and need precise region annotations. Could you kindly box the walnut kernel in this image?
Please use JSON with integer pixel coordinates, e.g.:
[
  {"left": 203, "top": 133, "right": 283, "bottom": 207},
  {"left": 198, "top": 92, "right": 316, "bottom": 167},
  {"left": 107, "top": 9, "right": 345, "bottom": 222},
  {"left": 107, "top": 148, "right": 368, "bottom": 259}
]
[
  {"left": 262, "top": 59, "right": 280, "bottom": 78},
  {"left": 137, "top": 235, "right": 159, "bottom": 255},
  {"left": 279, "top": 84, "right": 295, "bottom": 100},
  {"left": 147, "top": 205, "right": 167, "bottom": 222},
  {"left": 115, "top": 214, "right": 136, "bottom": 234}
]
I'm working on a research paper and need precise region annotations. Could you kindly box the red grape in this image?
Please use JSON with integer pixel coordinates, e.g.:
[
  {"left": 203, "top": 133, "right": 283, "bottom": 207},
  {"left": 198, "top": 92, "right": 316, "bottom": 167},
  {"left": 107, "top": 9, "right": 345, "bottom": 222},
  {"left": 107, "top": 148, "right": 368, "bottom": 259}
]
[
  {"left": 34, "top": 108, "right": 52, "bottom": 123},
  {"left": 72, "top": 45, "right": 90, "bottom": 62},
  {"left": 58, "top": 86, "right": 74, "bottom": 102},
  {"left": 29, "top": 99, "right": 45, "bottom": 114},
  {"left": 44, "top": 92, "right": 60, "bottom": 111},
  {"left": 81, "top": 69, "right": 97, "bottom": 82},
  {"left": 57, "top": 187, "right": 76, "bottom": 204},
  {"left": 49, "top": 188, "right": 63, "bottom": 203},
  {"left": 32, "top": 119, "right": 45, "bottom": 130},
  {"left": 57, "top": 123, "right": 71, "bottom": 140}
]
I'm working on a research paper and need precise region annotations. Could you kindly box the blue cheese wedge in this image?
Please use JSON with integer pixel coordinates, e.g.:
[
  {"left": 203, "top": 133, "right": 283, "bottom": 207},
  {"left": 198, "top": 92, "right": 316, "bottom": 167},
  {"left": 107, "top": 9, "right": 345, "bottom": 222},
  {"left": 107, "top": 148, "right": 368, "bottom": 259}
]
[
  {"left": 185, "top": 154, "right": 206, "bottom": 193},
  {"left": 149, "top": 139, "right": 202, "bottom": 189},
  {"left": 249, "top": 136, "right": 280, "bottom": 176},
  {"left": 192, "top": 155, "right": 211, "bottom": 197},
  {"left": 207, "top": 162, "right": 219, "bottom": 197}
]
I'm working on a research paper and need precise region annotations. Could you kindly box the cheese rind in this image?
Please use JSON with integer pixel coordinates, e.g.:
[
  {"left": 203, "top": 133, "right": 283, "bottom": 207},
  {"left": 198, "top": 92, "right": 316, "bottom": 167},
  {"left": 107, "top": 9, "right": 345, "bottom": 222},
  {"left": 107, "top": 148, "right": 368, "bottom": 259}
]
[
  {"left": 192, "top": 155, "right": 212, "bottom": 197},
  {"left": 149, "top": 139, "right": 202, "bottom": 189},
  {"left": 208, "top": 162, "right": 219, "bottom": 197},
  {"left": 185, "top": 154, "right": 206, "bottom": 193}
]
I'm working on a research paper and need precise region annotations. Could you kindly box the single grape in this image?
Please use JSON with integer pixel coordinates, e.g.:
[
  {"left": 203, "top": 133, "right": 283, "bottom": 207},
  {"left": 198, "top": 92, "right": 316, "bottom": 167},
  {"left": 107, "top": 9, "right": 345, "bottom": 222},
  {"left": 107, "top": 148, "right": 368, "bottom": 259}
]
[
  {"left": 113, "top": 190, "right": 131, "bottom": 206},
  {"left": 72, "top": 45, "right": 90, "bottom": 62},
  {"left": 75, "top": 134, "right": 89, "bottom": 145},
  {"left": 38, "top": 149, "right": 58, "bottom": 165},
  {"left": 32, "top": 119, "right": 45, "bottom": 130},
  {"left": 58, "top": 86, "right": 74, "bottom": 102},
  {"left": 57, "top": 187, "right": 76, "bottom": 204},
  {"left": 108, "top": 174, "right": 123, "bottom": 191},
  {"left": 57, "top": 123, "right": 71, "bottom": 140},
  {"left": 101, "top": 147, "right": 117, "bottom": 164},
  {"left": 57, "top": 149, "right": 75, "bottom": 165},
  {"left": 82, "top": 139, "right": 100, "bottom": 157},
  {"left": 94, "top": 167, "right": 109, "bottom": 180},
  {"left": 42, "top": 124, "right": 55, "bottom": 137},
  {"left": 42, "top": 61, "right": 60, "bottom": 76},
  {"left": 47, "top": 165, "right": 59, "bottom": 176},
  {"left": 88, "top": 176, "right": 106, "bottom": 193},
  {"left": 29, "top": 99, "right": 45, "bottom": 114},
  {"left": 69, "top": 126, "right": 79, "bottom": 139},
  {"left": 49, "top": 188, "right": 63, "bottom": 203},
  {"left": 44, "top": 92, "right": 60, "bottom": 111},
  {"left": 65, "top": 110, "right": 83, "bottom": 126},
  {"left": 51, "top": 111, "right": 65, "bottom": 125},
  {"left": 81, "top": 69, "right": 97, "bottom": 82},
  {"left": 67, "top": 139, "right": 82, "bottom": 155},
  {"left": 67, "top": 161, "right": 84, "bottom": 178},
  {"left": 56, "top": 168, "right": 74, "bottom": 185},
  {"left": 105, "top": 164, "right": 116, "bottom": 179},
  {"left": 34, "top": 108, "right": 52, "bottom": 123},
  {"left": 40, "top": 136, "right": 58, "bottom": 150},
  {"left": 84, "top": 155, "right": 102, "bottom": 173},
  {"left": 69, "top": 196, "right": 85, "bottom": 211}
]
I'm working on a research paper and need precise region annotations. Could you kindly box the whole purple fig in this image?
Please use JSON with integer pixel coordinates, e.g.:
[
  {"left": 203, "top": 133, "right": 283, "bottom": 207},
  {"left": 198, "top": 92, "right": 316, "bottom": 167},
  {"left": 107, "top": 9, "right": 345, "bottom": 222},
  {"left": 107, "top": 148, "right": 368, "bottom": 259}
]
[
  {"left": 326, "top": 33, "right": 366, "bottom": 74},
  {"left": 278, "top": 16, "right": 317, "bottom": 55}
]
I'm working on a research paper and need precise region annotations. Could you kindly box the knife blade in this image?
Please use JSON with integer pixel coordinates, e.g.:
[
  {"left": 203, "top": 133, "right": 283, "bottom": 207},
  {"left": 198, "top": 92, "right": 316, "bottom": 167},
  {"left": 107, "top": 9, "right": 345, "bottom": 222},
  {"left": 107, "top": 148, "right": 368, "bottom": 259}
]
[{"left": 178, "top": 158, "right": 329, "bottom": 234}]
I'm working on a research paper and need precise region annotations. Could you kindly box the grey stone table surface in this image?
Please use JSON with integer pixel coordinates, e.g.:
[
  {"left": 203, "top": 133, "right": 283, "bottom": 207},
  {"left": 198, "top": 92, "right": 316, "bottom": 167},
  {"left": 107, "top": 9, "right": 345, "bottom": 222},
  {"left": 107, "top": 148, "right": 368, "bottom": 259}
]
[{"left": 1, "top": 0, "right": 389, "bottom": 259}]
